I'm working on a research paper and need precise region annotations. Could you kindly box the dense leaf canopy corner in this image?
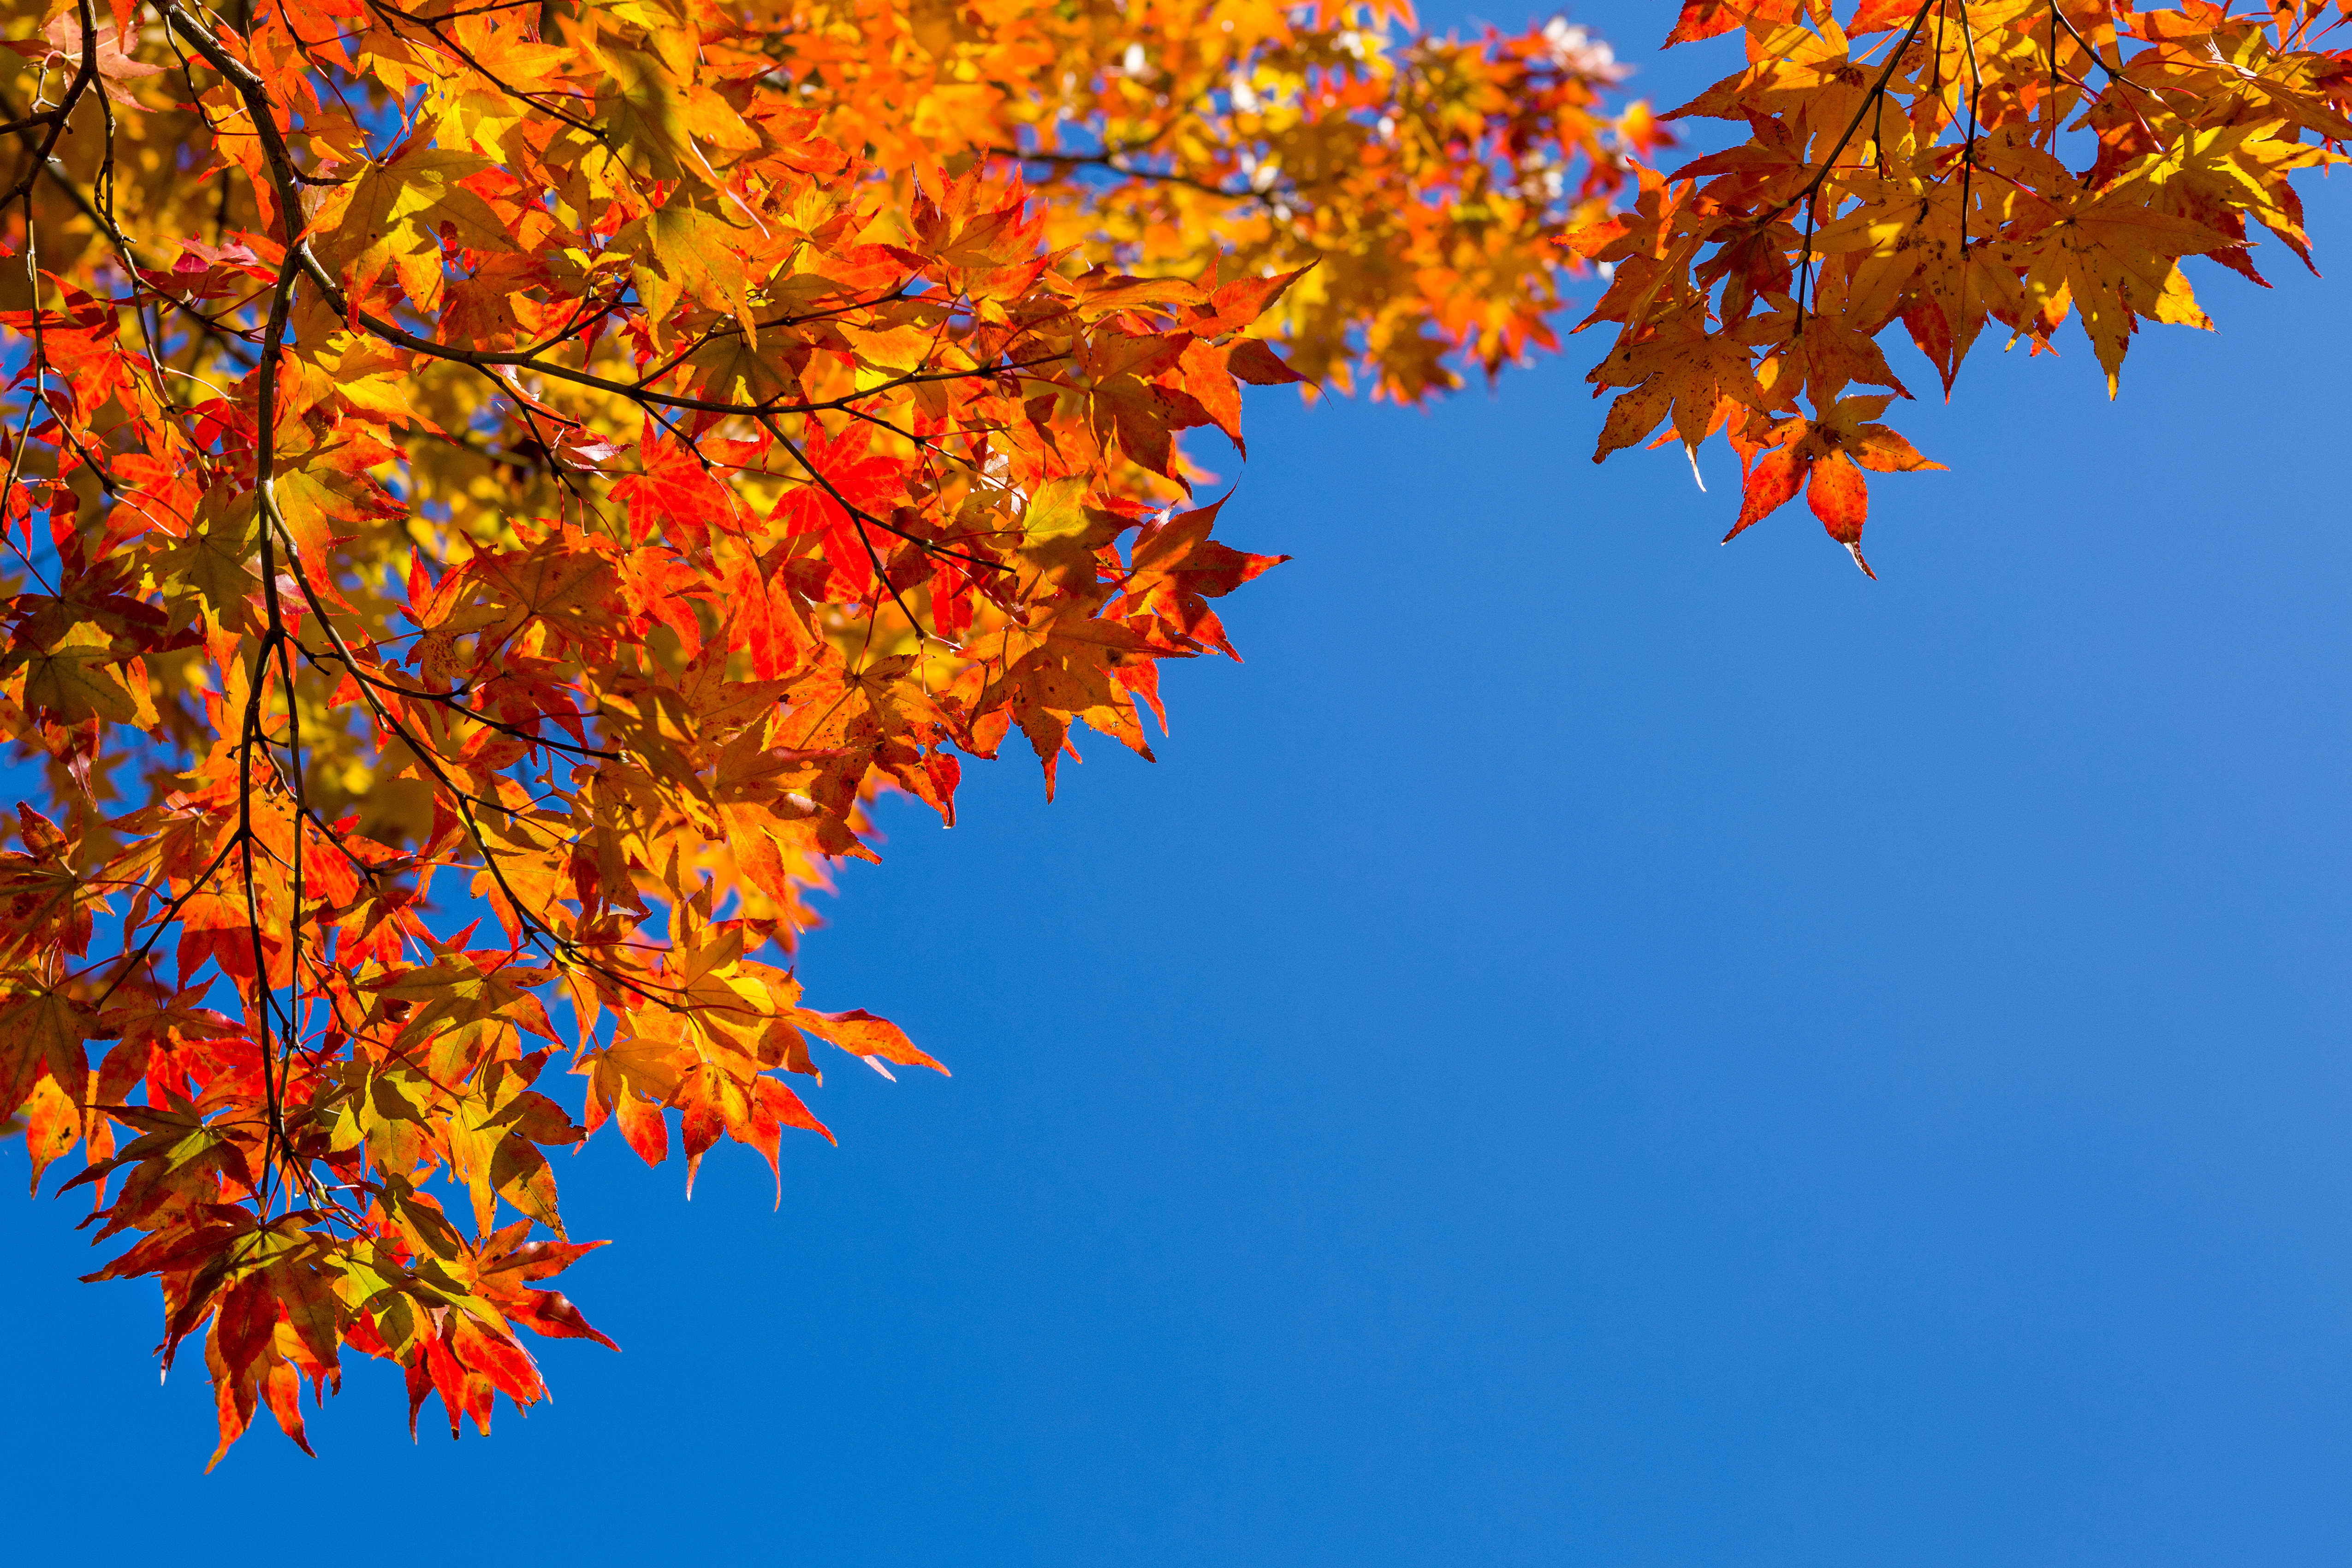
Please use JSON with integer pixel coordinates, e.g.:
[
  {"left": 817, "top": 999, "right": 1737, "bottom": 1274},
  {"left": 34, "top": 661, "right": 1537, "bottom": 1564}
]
[{"left": 0, "top": 0, "right": 1645, "bottom": 1460}]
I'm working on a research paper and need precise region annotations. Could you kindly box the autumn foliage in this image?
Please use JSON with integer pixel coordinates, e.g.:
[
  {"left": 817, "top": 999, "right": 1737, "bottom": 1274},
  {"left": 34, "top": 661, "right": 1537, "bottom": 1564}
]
[
  {"left": 1575, "top": 0, "right": 2352, "bottom": 574},
  {"left": 0, "top": 0, "right": 1643, "bottom": 1459},
  {"left": 9, "top": 0, "right": 2344, "bottom": 1463}
]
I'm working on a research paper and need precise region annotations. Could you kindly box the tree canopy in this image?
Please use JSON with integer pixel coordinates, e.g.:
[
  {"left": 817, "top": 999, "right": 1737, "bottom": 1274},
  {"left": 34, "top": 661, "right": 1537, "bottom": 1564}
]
[{"left": 0, "top": 0, "right": 2342, "bottom": 1463}]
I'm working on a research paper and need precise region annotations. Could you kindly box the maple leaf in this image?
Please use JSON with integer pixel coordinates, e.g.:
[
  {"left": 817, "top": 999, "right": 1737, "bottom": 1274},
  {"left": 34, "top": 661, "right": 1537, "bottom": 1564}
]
[
  {"left": 311, "top": 135, "right": 516, "bottom": 312},
  {"left": 609, "top": 434, "right": 739, "bottom": 551},
  {"left": 1663, "top": 0, "right": 1800, "bottom": 47},
  {"left": 8, "top": 618, "right": 155, "bottom": 728},
  {"left": 0, "top": 988, "right": 90, "bottom": 1124},
  {"left": 1587, "top": 303, "right": 1768, "bottom": 460},
  {"left": 1724, "top": 396, "right": 1946, "bottom": 577},
  {"left": 0, "top": 824, "right": 97, "bottom": 968},
  {"left": 7, "top": 16, "right": 167, "bottom": 108},
  {"left": 795, "top": 1008, "right": 950, "bottom": 1077},
  {"left": 772, "top": 420, "right": 909, "bottom": 601},
  {"left": 2016, "top": 191, "right": 2233, "bottom": 395}
]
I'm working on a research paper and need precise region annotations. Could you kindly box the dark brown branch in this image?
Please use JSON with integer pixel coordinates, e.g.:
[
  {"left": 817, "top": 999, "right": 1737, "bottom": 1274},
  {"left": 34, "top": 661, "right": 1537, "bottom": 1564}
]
[{"left": 0, "top": 15, "right": 98, "bottom": 212}]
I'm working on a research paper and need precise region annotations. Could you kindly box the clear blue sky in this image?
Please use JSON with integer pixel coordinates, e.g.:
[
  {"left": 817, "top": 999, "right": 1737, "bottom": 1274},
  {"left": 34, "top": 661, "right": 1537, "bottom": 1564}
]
[{"left": 7, "top": 6, "right": 2352, "bottom": 1563}]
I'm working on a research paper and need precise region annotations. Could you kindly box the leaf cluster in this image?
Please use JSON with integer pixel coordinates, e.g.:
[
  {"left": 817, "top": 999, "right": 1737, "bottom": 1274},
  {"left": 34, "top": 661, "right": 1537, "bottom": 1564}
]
[
  {"left": 0, "top": 0, "right": 1643, "bottom": 1460},
  {"left": 761, "top": 0, "right": 1658, "bottom": 397},
  {"left": 1573, "top": 0, "right": 2351, "bottom": 571}
]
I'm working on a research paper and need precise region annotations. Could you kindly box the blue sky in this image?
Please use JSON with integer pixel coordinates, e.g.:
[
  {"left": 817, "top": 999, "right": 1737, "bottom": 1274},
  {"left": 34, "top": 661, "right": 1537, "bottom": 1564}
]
[{"left": 7, "top": 6, "right": 2352, "bottom": 1563}]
